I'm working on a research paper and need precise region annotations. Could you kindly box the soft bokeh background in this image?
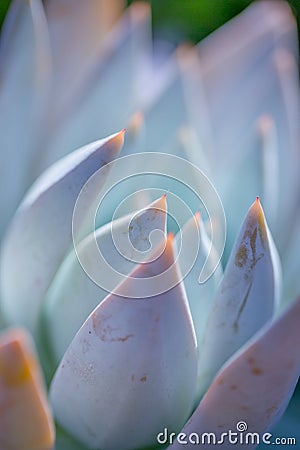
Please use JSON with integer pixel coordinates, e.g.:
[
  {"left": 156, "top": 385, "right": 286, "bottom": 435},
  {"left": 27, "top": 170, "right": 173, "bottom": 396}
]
[
  {"left": 131, "top": 0, "right": 300, "bottom": 46},
  {"left": 1, "top": 0, "right": 300, "bottom": 44}
]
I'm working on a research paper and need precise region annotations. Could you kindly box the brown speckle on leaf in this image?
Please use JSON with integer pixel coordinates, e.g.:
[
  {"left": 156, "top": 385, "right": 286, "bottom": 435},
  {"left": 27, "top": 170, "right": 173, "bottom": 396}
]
[
  {"left": 247, "top": 356, "right": 255, "bottom": 365},
  {"left": 92, "top": 311, "right": 133, "bottom": 343},
  {"left": 235, "top": 245, "right": 248, "bottom": 268},
  {"left": 233, "top": 281, "right": 252, "bottom": 333},
  {"left": 251, "top": 367, "right": 263, "bottom": 375},
  {"left": 116, "top": 335, "right": 134, "bottom": 343},
  {"left": 249, "top": 227, "right": 258, "bottom": 262}
]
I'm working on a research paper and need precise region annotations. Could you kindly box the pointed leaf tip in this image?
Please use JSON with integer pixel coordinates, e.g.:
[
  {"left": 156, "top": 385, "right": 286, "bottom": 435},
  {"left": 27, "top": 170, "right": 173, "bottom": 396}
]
[
  {"left": 0, "top": 328, "right": 55, "bottom": 450},
  {"left": 127, "top": 112, "right": 144, "bottom": 137},
  {"left": 194, "top": 211, "right": 201, "bottom": 220},
  {"left": 130, "top": 1, "right": 151, "bottom": 23},
  {"left": 149, "top": 194, "right": 167, "bottom": 214},
  {"left": 122, "top": 230, "right": 177, "bottom": 288},
  {"left": 258, "top": 115, "right": 274, "bottom": 135},
  {"left": 247, "top": 196, "right": 268, "bottom": 248},
  {"left": 106, "top": 129, "right": 126, "bottom": 154},
  {"left": 0, "top": 132, "right": 124, "bottom": 334},
  {"left": 50, "top": 227, "right": 197, "bottom": 450},
  {"left": 197, "top": 199, "right": 281, "bottom": 397},
  {"left": 167, "top": 231, "right": 175, "bottom": 242},
  {"left": 43, "top": 197, "right": 168, "bottom": 363}
]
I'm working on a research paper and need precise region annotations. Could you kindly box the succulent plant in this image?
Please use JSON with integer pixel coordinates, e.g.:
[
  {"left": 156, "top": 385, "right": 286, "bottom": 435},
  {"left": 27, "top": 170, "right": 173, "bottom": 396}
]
[{"left": 0, "top": 1, "right": 299, "bottom": 449}]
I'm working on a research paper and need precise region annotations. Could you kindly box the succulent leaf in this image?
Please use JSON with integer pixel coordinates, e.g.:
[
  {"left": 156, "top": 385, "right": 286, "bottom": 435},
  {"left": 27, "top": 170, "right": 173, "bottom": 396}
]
[
  {"left": 43, "top": 196, "right": 167, "bottom": 365},
  {"left": 185, "top": 1, "right": 300, "bottom": 252},
  {"left": 0, "top": 1, "right": 299, "bottom": 448},
  {"left": 44, "top": 0, "right": 125, "bottom": 109},
  {"left": 197, "top": 198, "right": 281, "bottom": 397},
  {"left": 169, "top": 296, "right": 300, "bottom": 449},
  {"left": 43, "top": 3, "right": 152, "bottom": 166},
  {"left": 0, "top": 131, "right": 124, "bottom": 334},
  {"left": 0, "top": 328, "right": 55, "bottom": 450},
  {"left": 0, "top": 0, "right": 51, "bottom": 236},
  {"left": 50, "top": 236, "right": 197, "bottom": 450},
  {"left": 174, "top": 212, "right": 222, "bottom": 404}
]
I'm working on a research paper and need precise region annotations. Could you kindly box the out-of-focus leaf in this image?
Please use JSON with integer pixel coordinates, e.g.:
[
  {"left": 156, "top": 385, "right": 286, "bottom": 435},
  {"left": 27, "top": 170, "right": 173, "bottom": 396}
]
[
  {"left": 0, "top": 0, "right": 51, "bottom": 236},
  {"left": 0, "top": 328, "right": 55, "bottom": 450},
  {"left": 174, "top": 212, "right": 222, "bottom": 403},
  {"left": 42, "top": 3, "right": 152, "bottom": 168},
  {"left": 183, "top": 1, "right": 300, "bottom": 253}
]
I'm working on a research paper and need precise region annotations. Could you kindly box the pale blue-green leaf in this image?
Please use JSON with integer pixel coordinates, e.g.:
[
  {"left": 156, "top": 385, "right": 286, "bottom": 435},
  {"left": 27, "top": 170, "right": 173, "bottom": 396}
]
[
  {"left": 44, "top": 0, "right": 125, "bottom": 113},
  {"left": 43, "top": 196, "right": 167, "bottom": 365},
  {"left": 42, "top": 3, "right": 152, "bottom": 168},
  {"left": 0, "top": 0, "right": 51, "bottom": 236},
  {"left": 282, "top": 209, "right": 300, "bottom": 307},
  {"left": 0, "top": 132, "right": 124, "bottom": 334},
  {"left": 50, "top": 237, "right": 197, "bottom": 450},
  {"left": 174, "top": 213, "right": 222, "bottom": 403},
  {"left": 185, "top": 1, "right": 300, "bottom": 253},
  {"left": 136, "top": 58, "right": 187, "bottom": 156},
  {"left": 197, "top": 199, "right": 281, "bottom": 397},
  {"left": 264, "top": 385, "right": 300, "bottom": 449},
  {"left": 169, "top": 296, "right": 300, "bottom": 450}
]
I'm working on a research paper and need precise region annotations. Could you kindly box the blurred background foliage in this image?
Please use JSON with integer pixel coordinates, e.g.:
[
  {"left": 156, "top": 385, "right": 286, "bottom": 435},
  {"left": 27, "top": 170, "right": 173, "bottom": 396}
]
[
  {"left": 131, "top": 0, "right": 300, "bottom": 45},
  {"left": 0, "top": 0, "right": 300, "bottom": 45},
  {"left": 0, "top": 0, "right": 10, "bottom": 27}
]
